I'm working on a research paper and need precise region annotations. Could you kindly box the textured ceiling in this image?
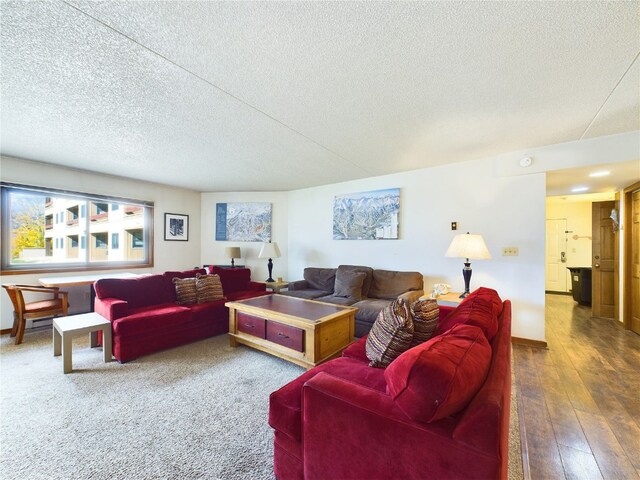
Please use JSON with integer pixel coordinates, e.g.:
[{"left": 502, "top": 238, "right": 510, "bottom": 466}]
[{"left": 1, "top": 1, "right": 638, "bottom": 192}]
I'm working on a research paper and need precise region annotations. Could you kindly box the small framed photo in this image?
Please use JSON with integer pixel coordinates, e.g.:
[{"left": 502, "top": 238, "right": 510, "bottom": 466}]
[{"left": 164, "top": 213, "right": 189, "bottom": 241}]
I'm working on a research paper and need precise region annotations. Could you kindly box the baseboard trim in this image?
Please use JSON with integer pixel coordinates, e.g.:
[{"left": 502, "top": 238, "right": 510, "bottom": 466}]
[
  {"left": 0, "top": 328, "right": 12, "bottom": 335},
  {"left": 511, "top": 336, "right": 548, "bottom": 349}
]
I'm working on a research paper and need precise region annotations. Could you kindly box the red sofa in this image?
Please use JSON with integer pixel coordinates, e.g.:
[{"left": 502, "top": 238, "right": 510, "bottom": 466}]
[
  {"left": 268, "top": 287, "right": 512, "bottom": 480},
  {"left": 94, "top": 268, "right": 269, "bottom": 362}
]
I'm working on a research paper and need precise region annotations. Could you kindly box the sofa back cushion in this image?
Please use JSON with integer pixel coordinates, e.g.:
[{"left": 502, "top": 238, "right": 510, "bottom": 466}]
[
  {"left": 434, "top": 288, "right": 501, "bottom": 340},
  {"left": 337, "top": 265, "right": 374, "bottom": 297},
  {"left": 94, "top": 274, "right": 174, "bottom": 308},
  {"left": 385, "top": 323, "right": 491, "bottom": 423},
  {"left": 334, "top": 270, "right": 366, "bottom": 299},
  {"left": 369, "top": 270, "right": 423, "bottom": 300},
  {"left": 303, "top": 267, "right": 337, "bottom": 292},
  {"left": 163, "top": 268, "right": 206, "bottom": 280},
  {"left": 209, "top": 267, "right": 251, "bottom": 294}
]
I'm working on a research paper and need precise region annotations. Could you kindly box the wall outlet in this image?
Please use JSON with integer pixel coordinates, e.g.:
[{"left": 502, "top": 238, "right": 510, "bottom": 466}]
[{"left": 502, "top": 247, "right": 519, "bottom": 256}]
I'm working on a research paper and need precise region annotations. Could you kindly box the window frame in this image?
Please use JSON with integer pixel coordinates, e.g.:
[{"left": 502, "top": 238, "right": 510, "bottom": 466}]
[{"left": 1, "top": 182, "right": 154, "bottom": 274}]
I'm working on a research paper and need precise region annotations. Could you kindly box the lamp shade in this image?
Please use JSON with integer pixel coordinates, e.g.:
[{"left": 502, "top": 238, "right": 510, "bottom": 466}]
[
  {"left": 258, "top": 242, "right": 281, "bottom": 259},
  {"left": 445, "top": 233, "right": 491, "bottom": 260},
  {"left": 224, "top": 247, "right": 241, "bottom": 259}
]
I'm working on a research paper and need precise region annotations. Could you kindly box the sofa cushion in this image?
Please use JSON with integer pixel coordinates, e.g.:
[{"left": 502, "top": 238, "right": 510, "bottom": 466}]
[
  {"left": 351, "top": 298, "right": 393, "bottom": 324},
  {"left": 366, "top": 299, "right": 414, "bottom": 368},
  {"left": 303, "top": 267, "right": 337, "bottom": 292},
  {"left": 269, "top": 357, "right": 387, "bottom": 442},
  {"left": 173, "top": 277, "right": 198, "bottom": 305},
  {"left": 315, "top": 294, "right": 359, "bottom": 306},
  {"left": 385, "top": 323, "right": 491, "bottom": 423},
  {"left": 410, "top": 298, "right": 439, "bottom": 346},
  {"left": 94, "top": 274, "right": 174, "bottom": 308},
  {"left": 112, "top": 304, "right": 192, "bottom": 336},
  {"left": 369, "top": 270, "right": 423, "bottom": 300},
  {"left": 336, "top": 265, "right": 374, "bottom": 296},
  {"left": 341, "top": 336, "right": 369, "bottom": 363},
  {"left": 434, "top": 291, "right": 499, "bottom": 340},
  {"left": 334, "top": 270, "right": 366, "bottom": 299},
  {"left": 210, "top": 267, "right": 251, "bottom": 294},
  {"left": 188, "top": 300, "right": 227, "bottom": 323},
  {"left": 282, "top": 289, "right": 331, "bottom": 300},
  {"left": 195, "top": 273, "right": 224, "bottom": 303}
]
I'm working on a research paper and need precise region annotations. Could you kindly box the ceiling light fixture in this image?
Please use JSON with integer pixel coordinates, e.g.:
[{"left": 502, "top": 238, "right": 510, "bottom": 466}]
[
  {"left": 589, "top": 171, "right": 610, "bottom": 177},
  {"left": 571, "top": 187, "right": 589, "bottom": 193}
]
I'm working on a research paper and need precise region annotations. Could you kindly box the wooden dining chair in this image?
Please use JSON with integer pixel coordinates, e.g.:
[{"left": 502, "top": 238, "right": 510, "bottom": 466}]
[{"left": 2, "top": 284, "right": 69, "bottom": 345}]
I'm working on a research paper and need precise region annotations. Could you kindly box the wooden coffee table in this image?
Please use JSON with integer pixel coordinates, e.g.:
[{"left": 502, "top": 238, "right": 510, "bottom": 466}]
[{"left": 226, "top": 295, "right": 357, "bottom": 369}]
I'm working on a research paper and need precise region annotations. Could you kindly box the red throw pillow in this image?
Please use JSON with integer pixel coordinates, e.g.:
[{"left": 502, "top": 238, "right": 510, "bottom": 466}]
[
  {"left": 434, "top": 292, "right": 500, "bottom": 340},
  {"left": 384, "top": 324, "right": 491, "bottom": 423}
]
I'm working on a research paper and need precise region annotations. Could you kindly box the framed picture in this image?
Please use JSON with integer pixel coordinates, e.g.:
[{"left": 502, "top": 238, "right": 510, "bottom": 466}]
[
  {"left": 215, "top": 202, "right": 272, "bottom": 242},
  {"left": 164, "top": 213, "right": 189, "bottom": 241},
  {"left": 333, "top": 188, "right": 400, "bottom": 240}
]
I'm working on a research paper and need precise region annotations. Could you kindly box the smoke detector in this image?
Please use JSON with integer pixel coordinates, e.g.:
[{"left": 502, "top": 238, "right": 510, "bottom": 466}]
[{"left": 519, "top": 156, "right": 533, "bottom": 167}]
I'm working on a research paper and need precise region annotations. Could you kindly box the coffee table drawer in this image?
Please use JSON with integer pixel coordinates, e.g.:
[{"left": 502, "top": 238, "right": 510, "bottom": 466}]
[
  {"left": 237, "top": 313, "right": 266, "bottom": 338},
  {"left": 266, "top": 320, "right": 304, "bottom": 352}
]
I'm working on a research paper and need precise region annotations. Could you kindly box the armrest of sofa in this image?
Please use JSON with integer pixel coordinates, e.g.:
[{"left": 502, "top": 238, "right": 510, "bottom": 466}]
[
  {"left": 247, "top": 281, "right": 267, "bottom": 292},
  {"left": 94, "top": 297, "right": 129, "bottom": 321},
  {"left": 286, "top": 280, "right": 309, "bottom": 291},
  {"left": 398, "top": 289, "right": 424, "bottom": 304},
  {"left": 302, "top": 372, "right": 494, "bottom": 480}
]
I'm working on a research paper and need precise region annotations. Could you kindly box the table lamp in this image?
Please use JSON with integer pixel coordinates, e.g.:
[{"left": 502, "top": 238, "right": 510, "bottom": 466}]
[
  {"left": 225, "top": 247, "right": 241, "bottom": 267},
  {"left": 258, "top": 241, "right": 281, "bottom": 282},
  {"left": 445, "top": 232, "right": 491, "bottom": 298}
]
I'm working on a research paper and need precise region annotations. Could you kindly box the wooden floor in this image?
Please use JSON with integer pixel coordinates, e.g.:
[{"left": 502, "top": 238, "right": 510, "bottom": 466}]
[{"left": 514, "top": 294, "right": 640, "bottom": 480}]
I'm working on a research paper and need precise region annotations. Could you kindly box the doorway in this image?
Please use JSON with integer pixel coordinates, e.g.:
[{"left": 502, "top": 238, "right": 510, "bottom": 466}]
[
  {"left": 546, "top": 194, "right": 617, "bottom": 320},
  {"left": 545, "top": 218, "right": 568, "bottom": 292},
  {"left": 623, "top": 182, "right": 640, "bottom": 335}
]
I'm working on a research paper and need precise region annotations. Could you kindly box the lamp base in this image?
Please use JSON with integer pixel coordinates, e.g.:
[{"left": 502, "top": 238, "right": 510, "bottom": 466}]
[
  {"left": 461, "top": 261, "right": 472, "bottom": 298},
  {"left": 266, "top": 258, "right": 274, "bottom": 283}
]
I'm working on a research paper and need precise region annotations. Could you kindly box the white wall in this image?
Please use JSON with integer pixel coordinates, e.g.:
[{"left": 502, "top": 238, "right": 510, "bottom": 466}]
[
  {"left": 288, "top": 158, "right": 547, "bottom": 341},
  {"left": 200, "top": 192, "right": 288, "bottom": 283},
  {"left": 0, "top": 156, "right": 202, "bottom": 330}
]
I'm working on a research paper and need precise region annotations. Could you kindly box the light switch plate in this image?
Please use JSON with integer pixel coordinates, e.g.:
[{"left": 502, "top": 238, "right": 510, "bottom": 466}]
[{"left": 502, "top": 247, "right": 519, "bottom": 256}]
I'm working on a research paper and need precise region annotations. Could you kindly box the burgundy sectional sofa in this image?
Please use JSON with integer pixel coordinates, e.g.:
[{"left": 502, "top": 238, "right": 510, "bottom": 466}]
[
  {"left": 269, "top": 287, "right": 512, "bottom": 480},
  {"left": 94, "top": 267, "right": 269, "bottom": 362}
]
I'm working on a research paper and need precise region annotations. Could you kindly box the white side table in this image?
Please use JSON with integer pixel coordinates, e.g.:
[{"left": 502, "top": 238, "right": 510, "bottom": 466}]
[
  {"left": 53, "top": 312, "right": 112, "bottom": 374},
  {"left": 419, "top": 292, "right": 464, "bottom": 307}
]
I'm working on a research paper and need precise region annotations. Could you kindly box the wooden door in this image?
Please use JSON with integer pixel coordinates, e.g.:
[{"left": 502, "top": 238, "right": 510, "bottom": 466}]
[
  {"left": 630, "top": 190, "right": 640, "bottom": 334},
  {"left": 545, "top": 219, "right": 568, "bottom": 292},
  {"left": 592, "top": 201, "right": 616, "bottom": 318}
]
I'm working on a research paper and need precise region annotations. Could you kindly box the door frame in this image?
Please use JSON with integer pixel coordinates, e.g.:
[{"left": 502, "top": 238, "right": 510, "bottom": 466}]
[{"left": 623, "top": 181, "right": 640, "bottom": 330}]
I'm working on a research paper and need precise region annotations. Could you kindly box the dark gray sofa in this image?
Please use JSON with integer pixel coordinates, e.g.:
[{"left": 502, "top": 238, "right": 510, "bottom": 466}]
[{"left": 282, "top": 265, "right": 424, "bottom": 337}]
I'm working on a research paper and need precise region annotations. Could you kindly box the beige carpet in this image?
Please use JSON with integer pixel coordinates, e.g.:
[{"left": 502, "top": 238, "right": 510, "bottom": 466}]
[{"left": 0, "top": 330, "right": 523, "bottom": 479}]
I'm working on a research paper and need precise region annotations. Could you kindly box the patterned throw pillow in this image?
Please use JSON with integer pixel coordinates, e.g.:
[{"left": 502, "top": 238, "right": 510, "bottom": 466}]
[
  {"left": 195, "top": 273, "right": 224, "bottom": 303},
  {"left": 365, "top": 299, "right": 414, "bottom": 368},
  {"left": 410, "top": 299, "right": 439, "bottom": 347},
  {"left": 173, "top": 277, "right": 197, "bottom": 305}
]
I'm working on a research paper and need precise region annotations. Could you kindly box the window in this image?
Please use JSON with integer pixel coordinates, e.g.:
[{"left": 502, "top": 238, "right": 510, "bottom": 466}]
[
  {"left": 94, "top": 233, "right": 108, "bottom": 248},
  {"left": 1, "top": 183, "right": 154, "bottom": 272},
  {"left": 130, "top": 229, "right": 144, "bottom": 248}
]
